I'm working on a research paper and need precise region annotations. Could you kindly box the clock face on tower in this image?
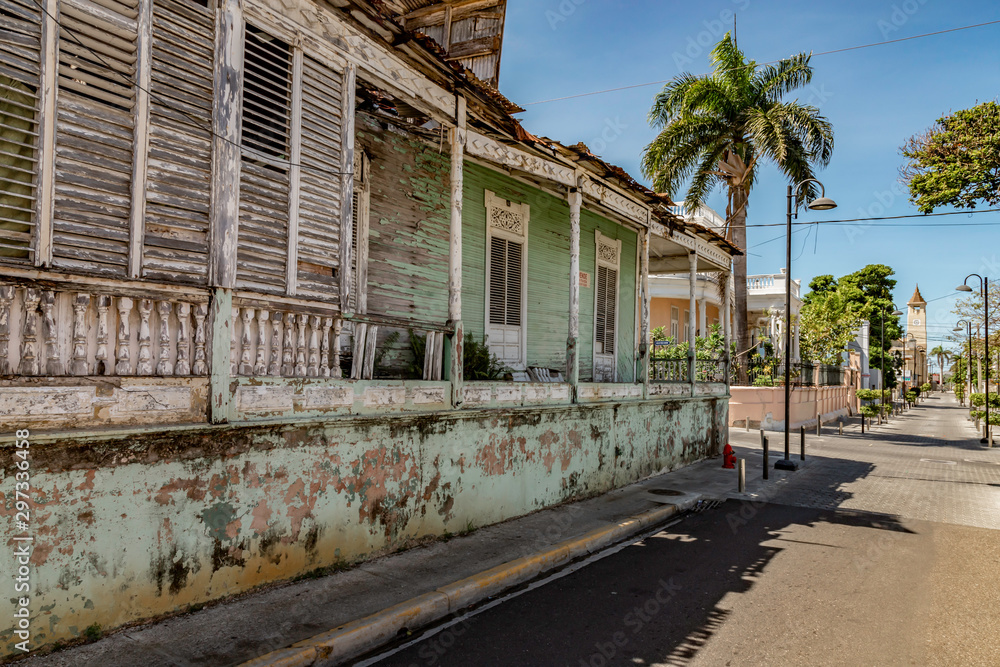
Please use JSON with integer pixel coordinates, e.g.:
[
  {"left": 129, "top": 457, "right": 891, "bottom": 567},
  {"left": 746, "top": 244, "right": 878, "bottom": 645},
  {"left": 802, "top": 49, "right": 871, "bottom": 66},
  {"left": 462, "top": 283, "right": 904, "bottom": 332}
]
[{"left": 912, "top": 318, "right": 921, "bottom": 326}]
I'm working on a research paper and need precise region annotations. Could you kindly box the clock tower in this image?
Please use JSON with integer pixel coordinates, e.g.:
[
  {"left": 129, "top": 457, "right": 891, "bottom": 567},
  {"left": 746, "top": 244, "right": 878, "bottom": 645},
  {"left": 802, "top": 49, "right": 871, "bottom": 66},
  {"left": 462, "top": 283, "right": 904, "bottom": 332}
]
[{"left": 906, "top": 285, "right": 928, "bottom": 386}]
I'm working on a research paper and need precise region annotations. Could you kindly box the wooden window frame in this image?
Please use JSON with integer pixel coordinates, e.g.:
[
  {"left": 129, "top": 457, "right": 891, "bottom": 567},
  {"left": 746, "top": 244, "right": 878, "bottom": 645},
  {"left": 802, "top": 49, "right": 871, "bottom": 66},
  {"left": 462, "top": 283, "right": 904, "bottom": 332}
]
[
  {"left": 670, "top": 306, "right": 679, "bottom": 341},
  {"left": 484, "top": 188, "right": 528, "bottom": 369},
  {"left": 593, "top": 230, "right": 621, "bottom": 382}
]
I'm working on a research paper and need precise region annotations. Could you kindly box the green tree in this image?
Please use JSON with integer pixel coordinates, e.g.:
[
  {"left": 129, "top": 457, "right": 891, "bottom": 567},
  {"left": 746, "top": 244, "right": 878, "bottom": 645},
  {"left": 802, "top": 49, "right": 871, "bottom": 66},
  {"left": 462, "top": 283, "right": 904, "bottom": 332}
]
[
  {"left": 901, "top": 101, "right": 1000, "bottom": 213},
  {"left": 799, "top": 265, "right": 903, "bottom": 386},
  {"left": 799, "top": 285, "right": 861, "bottom": 364},
  {"left": 641, "top": 33, "right": 834, "bottom": 372}
]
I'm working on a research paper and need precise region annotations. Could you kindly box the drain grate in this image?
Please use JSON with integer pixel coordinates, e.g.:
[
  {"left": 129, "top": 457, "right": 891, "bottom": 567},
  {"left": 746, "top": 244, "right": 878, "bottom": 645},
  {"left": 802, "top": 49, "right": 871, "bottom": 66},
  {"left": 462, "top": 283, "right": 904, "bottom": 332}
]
[
  {"left": 692, "top": 499, "right": 724, "bottom": 512},
  {"left": 647, "top": 488, "right": 684, "bottom": 496}
]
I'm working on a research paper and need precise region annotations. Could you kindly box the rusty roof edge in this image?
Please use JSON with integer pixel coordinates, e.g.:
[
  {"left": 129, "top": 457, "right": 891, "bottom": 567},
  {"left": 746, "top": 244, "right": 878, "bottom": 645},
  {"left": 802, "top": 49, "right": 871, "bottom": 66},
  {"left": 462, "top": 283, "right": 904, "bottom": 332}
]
[{"left": 333, "top": 2, "right": 740, "bottom": 258}]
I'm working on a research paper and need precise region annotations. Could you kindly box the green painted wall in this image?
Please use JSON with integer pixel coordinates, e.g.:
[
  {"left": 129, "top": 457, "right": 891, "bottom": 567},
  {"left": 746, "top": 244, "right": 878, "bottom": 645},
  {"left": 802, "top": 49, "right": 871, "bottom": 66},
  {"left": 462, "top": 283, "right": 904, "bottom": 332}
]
[{"left": 462, "top": 162, "right": 637, "bottom": 381}]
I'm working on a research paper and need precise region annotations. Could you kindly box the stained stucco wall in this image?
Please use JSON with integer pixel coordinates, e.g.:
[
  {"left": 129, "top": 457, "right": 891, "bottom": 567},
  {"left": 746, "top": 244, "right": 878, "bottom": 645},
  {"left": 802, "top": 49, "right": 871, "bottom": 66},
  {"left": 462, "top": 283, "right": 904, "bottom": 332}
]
[{"left": 0, "top": 396, "right": 725, "bottom": 654}]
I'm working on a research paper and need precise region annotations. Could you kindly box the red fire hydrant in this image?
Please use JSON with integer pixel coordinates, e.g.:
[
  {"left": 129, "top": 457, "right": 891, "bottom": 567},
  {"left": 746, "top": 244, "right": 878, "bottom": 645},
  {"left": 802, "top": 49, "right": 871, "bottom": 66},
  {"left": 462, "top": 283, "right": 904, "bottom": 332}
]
[{"left": 722, "top": 443, "right": 736, "bottom": 469}]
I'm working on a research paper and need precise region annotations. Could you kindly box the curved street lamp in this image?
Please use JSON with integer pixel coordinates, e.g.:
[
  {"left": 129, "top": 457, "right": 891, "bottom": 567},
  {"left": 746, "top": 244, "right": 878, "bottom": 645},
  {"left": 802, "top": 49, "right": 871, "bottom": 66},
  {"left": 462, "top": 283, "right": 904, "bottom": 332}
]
[
  {"left": 954, "top": 319, "right": 972, "bottom": 406},
  {"left": 778, "top": 179, "right": 837, "bottom": 472},
  {"left": 957, "top": 274, "right": 990, "bottom": 445}
]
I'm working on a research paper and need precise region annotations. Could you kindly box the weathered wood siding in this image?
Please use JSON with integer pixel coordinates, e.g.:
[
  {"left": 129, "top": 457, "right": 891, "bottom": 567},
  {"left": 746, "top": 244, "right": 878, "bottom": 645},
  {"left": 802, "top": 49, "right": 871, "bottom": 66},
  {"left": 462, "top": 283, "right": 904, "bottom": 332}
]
[
  {"left": 142, "top": 0, "right": 215, "bottom": 284},
  {"left": 462, "top": 163, "right": 636, "bottom": 381},
  {"left": 357, "top": 111, "right": 449, "bottom": 352},
  {"left": 51, "top": 0, "right": 140, "bottom": 276}
]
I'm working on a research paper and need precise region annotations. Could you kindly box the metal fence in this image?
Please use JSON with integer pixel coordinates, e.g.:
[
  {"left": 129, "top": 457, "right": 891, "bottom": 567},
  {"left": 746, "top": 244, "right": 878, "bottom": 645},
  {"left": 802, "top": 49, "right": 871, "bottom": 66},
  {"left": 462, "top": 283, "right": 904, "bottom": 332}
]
[
  {"left": 649, "top": 342, "right": 727, "bottom": 384},
  {"left": 733, "top": 356, "right": 845, "bottom": 387}
]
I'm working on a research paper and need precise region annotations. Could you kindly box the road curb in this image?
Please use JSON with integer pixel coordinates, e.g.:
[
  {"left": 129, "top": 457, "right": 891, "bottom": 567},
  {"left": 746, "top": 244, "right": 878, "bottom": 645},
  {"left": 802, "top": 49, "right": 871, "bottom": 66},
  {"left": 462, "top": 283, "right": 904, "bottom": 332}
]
[{"left": 238, "top": 495, "right": 702, "bottom": 667}]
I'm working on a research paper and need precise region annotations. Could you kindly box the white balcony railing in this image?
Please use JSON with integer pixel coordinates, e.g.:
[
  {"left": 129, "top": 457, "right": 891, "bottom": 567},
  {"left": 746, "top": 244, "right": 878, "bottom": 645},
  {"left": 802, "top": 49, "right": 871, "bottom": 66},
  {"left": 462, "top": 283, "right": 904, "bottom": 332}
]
[{"left": 747, "top": 273, "right": 800, "bottom": 298}]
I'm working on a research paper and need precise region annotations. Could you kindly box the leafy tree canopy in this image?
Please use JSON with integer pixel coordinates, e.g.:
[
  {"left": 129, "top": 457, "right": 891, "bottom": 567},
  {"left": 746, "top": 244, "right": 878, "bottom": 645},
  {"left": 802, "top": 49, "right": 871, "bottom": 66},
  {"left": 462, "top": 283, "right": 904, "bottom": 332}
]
[{"left": 901, "top": 101, "right": 1000, "bottom": 213}]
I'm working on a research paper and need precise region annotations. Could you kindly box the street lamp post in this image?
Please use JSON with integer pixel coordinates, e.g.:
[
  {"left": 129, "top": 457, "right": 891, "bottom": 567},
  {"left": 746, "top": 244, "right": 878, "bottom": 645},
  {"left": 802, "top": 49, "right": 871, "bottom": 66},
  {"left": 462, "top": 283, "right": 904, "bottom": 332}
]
[
  {"left": 777, "top": 179, "right": 837, "bottom": 472},
  {"left": 955, "top": 320, "right": 972, "bottom": 406},
  {"left": 882, "top": 307, "right": 904, "bottom": 418},
  {"left": 957, "top": 275, "right": 990, "bottom": 446},
  {"left": 904, "top": 333, "right": 917, "bottom": 403}
]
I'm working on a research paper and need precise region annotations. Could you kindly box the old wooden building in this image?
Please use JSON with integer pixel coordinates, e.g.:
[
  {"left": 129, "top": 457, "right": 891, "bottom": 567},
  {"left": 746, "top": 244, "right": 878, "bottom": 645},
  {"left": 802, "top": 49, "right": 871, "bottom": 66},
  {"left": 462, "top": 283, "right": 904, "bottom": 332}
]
[{"left": 0, "top": 0, "right": 738, "bottom": 653}]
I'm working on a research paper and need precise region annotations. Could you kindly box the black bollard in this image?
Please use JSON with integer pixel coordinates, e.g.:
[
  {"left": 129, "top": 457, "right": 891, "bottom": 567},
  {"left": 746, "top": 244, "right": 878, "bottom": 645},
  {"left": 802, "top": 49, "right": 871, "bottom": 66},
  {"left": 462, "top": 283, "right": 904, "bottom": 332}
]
[{"left": 763, "top": 436, "right": 769, "bottom": 480}]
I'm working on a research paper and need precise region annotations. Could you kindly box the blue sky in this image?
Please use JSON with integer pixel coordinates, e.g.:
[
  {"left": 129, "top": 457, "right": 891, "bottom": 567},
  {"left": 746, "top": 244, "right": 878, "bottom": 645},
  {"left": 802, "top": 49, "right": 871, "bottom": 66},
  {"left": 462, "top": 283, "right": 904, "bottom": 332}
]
[{"left": 496, "top": 0, "right": 1000, "bottom": 350}]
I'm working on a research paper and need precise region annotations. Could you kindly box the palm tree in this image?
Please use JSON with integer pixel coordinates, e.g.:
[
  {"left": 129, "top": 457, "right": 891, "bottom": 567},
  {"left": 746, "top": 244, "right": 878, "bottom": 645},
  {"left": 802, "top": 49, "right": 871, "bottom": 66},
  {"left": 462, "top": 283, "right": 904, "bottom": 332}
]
[
  {"left": 930, "top": 345, "right": 951, "bottom": 389},
  {"left": 642, "top": 34, "right": 834, "bottom": 376}
]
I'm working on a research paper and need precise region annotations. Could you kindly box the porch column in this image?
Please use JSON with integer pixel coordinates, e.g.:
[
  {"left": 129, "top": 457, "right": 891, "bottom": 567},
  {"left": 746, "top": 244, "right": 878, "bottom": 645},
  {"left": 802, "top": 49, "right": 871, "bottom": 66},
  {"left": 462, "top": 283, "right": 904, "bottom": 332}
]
[
  {"left": 722, "top": 270, "right": 731, "bottom": 384},
  {"left": 638, "top": 228, "right": 650, "bottom": 395},
  {"left": 698, "top": 297, "right": 707, "bottom": 337},
  {"left": 566, "top": 187, "right": 582, "bottom": 398},
  {"left": 688, "top": 251, "right": 697, "bottom": 389},
  {"left": 447, "top": 96, "right": 466, "bottom": 406},
  {"left": 208, "top": 0, "right": 245, "bottom": 423}
]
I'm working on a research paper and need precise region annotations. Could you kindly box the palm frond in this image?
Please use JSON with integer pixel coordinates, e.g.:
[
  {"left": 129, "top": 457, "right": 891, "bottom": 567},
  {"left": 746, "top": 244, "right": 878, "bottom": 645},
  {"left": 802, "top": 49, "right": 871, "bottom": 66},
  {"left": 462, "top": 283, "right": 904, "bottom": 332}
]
[{"left": 753, "top": 53, "right": 813, "bottom": 103}]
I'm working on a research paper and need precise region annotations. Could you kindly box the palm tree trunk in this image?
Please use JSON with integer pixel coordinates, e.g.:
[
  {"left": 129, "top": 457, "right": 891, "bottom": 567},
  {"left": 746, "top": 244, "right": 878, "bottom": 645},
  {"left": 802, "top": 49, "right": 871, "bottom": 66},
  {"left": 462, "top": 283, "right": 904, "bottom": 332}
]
[{"left": 730, "top": 186, "right": 749, "bottom": 382}]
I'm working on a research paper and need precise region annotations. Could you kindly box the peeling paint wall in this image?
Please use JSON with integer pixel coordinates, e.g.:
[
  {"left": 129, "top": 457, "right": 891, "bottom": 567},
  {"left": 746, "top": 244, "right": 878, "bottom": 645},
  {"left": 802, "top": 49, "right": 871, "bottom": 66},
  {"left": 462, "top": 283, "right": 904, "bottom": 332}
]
[{"left": 0, "top": 396, "right": 724, "bottom": 654}]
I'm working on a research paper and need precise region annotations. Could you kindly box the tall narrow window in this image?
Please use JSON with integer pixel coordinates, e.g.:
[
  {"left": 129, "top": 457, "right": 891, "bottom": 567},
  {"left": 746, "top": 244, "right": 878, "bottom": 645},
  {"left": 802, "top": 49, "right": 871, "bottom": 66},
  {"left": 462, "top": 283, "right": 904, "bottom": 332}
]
[
  {"left": 0, "top": 0, "right": 42, "bottom": 263},
  {"left": 670, "top": 306, "right": 679, "bottom": 341},
  {"left": 236, "top": 23, "right": 291, "bottom": 293},
  {"left": 593, "top": 231, "right": 620, "bottom": 382},
  {"left": 484, "top": 190, "right": 528, "bottom": 367}
]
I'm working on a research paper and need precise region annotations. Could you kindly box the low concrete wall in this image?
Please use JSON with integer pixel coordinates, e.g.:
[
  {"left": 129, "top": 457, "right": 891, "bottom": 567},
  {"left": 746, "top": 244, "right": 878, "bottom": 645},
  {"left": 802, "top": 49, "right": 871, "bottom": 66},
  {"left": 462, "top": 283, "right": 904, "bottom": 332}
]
[
  {"left": 729, "top": 385, "right": 853, "bottom": 431},
  {"left": 1, "top": 395, "right": 726, "bottom": 655}
]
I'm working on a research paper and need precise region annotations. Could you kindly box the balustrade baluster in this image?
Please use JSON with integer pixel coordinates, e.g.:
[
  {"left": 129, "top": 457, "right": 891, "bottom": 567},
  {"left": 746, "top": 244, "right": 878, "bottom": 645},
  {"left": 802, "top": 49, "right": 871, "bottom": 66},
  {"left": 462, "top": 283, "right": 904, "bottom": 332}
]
[
  {"left": 192, "top": 304, "right": 208, "bottom": 376},
  {"left": 295, "top": 314, "right": 307, "bottom": 377},
  {"left": 332, "top": 318, "right": 343, "bottom": 379},
  {"left": 155, "top": 301, "right": 173, "bottom": 375},
  {"left": 239, "top": 308, "right": 254, "bottom": 376},
  {"left": 269, "top": 311, "right": 283, "bottom": 376},
  {"left": 115, "top": 297, "right": 133, "bottom": 375},
  {"left": 71, "top": 293, "right": 91, "bottom": 375},
  {"left": 18, "top": 289, "right": 40, "bottom": 376},
  {"left": 282, "top": 313, "right": 295, "bottom": 376},
  {"left": 96, "top": 295, "right": 112, "bottom": 375},
  {"left": 0, "top": 286, "right": 14, "bottom": 375},
  {"left": 254, "top": 310, "right": 269, "bottom": 375},
  {"left": 40, "top": 291, "right": 62, "bottom": 376},
  {"left": 307, "top": 315, "right": 320, "bottom": 377},
  {"left": 136, "top": 300, "right": 154, "bottom": 375},
  {"left": 175, "top": 303, "right": 191, "bottom": 376}
]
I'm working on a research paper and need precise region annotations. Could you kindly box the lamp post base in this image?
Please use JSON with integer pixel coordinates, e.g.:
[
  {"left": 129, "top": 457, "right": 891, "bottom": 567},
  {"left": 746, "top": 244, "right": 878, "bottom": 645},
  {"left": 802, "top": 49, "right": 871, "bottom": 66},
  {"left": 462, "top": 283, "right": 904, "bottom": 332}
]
[{"left": 774, "top": 459, "right": 800, "bottom": 471}]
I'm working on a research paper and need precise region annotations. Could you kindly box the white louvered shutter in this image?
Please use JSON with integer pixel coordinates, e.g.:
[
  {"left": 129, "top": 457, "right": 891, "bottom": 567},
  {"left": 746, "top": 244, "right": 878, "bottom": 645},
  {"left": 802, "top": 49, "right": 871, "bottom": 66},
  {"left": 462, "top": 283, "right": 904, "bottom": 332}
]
[
  {"left": 593, "top": 233, "right": 620, "bottom": 381},
  {"left": 142, "top": 0, "right": 214, "bottom": 284},
  {"left": 0, "top": 0, "right": 42, "bottom": 263},
  {"left": 52, "top": 0, "right": 139, "bottom": 276},
  {"left": 236, "top": 22, "right": 291, "bottom": 294},
  {"left": 296, "top": 55, "right": 343, "bottom": 302}
]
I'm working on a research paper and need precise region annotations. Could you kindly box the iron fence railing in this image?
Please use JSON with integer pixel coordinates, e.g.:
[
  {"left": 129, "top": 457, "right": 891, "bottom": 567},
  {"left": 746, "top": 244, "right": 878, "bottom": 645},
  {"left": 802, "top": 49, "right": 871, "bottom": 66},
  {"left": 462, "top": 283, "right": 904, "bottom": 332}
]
[
  {"left": 732, "top": 356, "right": 846, "bottom": 387},
  {"left": 695, "top": 358, "right": 727, "bottom": 383},
  {"left": 650, "top": 358, "right": 688, "bottom": 382}
]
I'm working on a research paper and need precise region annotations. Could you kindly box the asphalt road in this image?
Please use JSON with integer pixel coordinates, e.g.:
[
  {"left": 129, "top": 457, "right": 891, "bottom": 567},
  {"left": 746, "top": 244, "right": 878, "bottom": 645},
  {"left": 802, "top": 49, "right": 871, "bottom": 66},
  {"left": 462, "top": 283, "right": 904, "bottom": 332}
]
[{"left": 362, "top": 393, "right": 1000, "bottom": 667}]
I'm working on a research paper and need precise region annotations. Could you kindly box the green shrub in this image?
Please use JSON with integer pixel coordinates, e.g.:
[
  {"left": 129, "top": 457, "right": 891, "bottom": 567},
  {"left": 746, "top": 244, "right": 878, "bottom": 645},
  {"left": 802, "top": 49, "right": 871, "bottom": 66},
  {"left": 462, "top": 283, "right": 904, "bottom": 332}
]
[
  {"left": 856, "top": 389, "right": 884, "bottom": 402},
  {"left": 920, "top": 382, "right": 932, "bottom": 393},
  {"left": 463, "top": 333, "right": 507, "bottom": 380}
]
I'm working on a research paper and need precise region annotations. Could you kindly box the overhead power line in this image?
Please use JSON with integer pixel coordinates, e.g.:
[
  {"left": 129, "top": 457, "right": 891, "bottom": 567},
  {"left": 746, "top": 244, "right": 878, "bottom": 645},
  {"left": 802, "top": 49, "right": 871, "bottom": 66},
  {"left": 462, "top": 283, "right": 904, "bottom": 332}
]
[{"left": 523, "top": 19, "right": 1000, "bottom": 106}]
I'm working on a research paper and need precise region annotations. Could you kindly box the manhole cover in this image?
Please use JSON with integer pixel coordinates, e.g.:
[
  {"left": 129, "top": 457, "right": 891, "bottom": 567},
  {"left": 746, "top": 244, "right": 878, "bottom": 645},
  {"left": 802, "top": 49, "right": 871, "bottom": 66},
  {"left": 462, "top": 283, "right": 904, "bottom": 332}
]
[
  {"left": 920, "top": 458, "right": 957, "bottom": 465},
  {"left": 648, "top": 488, "right": 684, "bottom": 496}
]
